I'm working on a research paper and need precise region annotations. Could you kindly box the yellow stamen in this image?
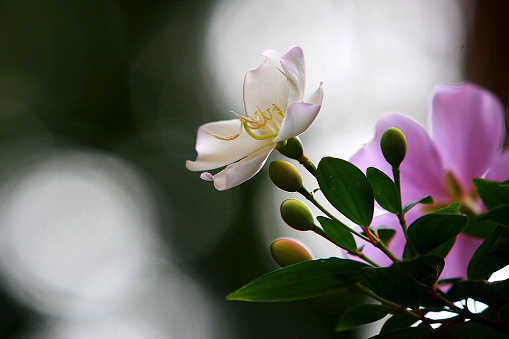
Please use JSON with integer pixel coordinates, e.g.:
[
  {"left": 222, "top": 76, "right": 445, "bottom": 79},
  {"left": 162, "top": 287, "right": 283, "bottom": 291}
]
[
  {"left": 208, "top": 105, "right": 285, "bottom": 142},
  {"left": 242, "top": 119, "right": 278, "bottom": 140}
]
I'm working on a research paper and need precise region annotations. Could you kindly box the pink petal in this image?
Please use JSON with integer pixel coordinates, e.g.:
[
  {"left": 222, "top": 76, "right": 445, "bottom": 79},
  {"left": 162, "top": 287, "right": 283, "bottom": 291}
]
[
  {"left": 273, "top": 102, "right": 321, "bottom": 143},
  {"left": 200, "top": 145, "right": 275, "bottom": 190},
  {"left": 351, "top": 114, "right": 449, "bottom": 204},
  {"left": 186, "top": 119, "right": 273, "bottom": 172},
  {"left": 441, "top": 234, "right": 483, "bottom": 280},
  {"left": 431, "top": 82, "right": 505, "bottom": 191},
  {"left": 486, "top": 149, "right": 509, "bottom": 182},
  {"left": 243, "top": 50, "right": 288, "bottom": 116},
  {"left": 281, "top": 46, "right": 306, "bottom": 103}
]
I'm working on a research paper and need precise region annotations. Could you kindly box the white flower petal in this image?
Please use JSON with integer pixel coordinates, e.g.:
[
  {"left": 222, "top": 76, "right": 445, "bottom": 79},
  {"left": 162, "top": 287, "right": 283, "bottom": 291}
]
[
  {"left": 186, "top": 119, "right": 273, "bottom": 171},
  {"left": 281, "top": 46, "right": 306, "bottom": 104},
  {"left": 200, "top": 145, "right": 275, "bottom": 191},
  {"left": 243, "top": 49, "right": 288, "bottom": 115},
  {"left": 273, "top": 102, "right": 321, "bottom": 143},
  {"left": 306, "top": 83, "right": 324, "bottom": 105}
]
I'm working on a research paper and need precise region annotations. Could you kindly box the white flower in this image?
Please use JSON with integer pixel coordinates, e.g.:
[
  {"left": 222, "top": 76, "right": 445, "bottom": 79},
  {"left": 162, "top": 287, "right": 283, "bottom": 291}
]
[{"left": 186, "top": 46, "right": 324, "bottom": 190}]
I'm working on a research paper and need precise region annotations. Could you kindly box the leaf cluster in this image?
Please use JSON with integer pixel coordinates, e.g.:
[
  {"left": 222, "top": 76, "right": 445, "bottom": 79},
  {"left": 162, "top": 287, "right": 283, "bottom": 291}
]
[{"left": 228, "top": 157, "right": 509, "bottom": 337}]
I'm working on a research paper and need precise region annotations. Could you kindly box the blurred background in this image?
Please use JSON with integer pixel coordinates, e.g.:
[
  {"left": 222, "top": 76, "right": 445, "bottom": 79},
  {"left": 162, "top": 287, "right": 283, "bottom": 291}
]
[{"left": 0, "top": 0, "right": 507, "bottom": 338}]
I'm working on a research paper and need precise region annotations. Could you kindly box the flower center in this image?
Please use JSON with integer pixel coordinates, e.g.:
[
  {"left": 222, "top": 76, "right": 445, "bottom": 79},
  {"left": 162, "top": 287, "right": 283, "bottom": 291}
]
[
  {"left": 424, "top": 171, "right": 482, "bottom": 216},
  {"left": 208, "top": 104, "right": 284, "bottom": 142},
  {"left": 241, "top": 104, "right": 284, "bottom": 140}
]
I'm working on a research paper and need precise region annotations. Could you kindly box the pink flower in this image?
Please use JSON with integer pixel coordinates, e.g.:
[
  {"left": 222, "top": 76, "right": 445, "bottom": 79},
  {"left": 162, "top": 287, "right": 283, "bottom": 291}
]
[
  {"left": 351, "top": 82, "right": 509, "bottom": 279},
  {"left": 186, "top": 46, "right": 324, "bottom": 190}
]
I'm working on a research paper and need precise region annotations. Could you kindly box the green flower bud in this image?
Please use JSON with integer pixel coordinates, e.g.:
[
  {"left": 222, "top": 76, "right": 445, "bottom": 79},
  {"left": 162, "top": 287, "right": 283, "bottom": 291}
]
[
  {"left": 270, "top": 238, "right": 313, "bottom": 267},
  {"left": 280, "top": 199, "right": 315, "bottom": 231},
  {"left": 381, "top": 127, "right": 407, "bottom": 168},
  {"left": 269, "top": 160, "right": 303, "bottom": 192},
  {"left": 276, "top": 137, "right": 304, "bottom": 161}
]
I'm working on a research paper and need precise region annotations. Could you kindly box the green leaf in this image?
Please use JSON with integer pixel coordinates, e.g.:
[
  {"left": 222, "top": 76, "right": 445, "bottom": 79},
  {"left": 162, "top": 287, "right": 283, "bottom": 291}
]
[
  {"left": 463, "top": 216, "right": 497, "bottom": 238},
  {"left": 369, "top": 326, "right": 433, "bottom": 339},
  {"left": 335, "top": 304, "right": 389, "bottom": 332},
  {"left": 366, "top": 167, "right": 400, "bottom": 213},
  {"left": 407, "top": 213, "right": 468, "bottom": 255},
  {"left": 317, "top": 216, "right": 357, "bottom": 252},
  {"left": 432, "top": 322, "right": 469, "bottom": 339},
  {"left": 474, "top": 179, "right": 509, "bottom": 210},
  {"left": 380, "top": 313, "right": 419, "bottom": 334},
  {"left": 317, "top": 157, "right": 374, "bottom": 227},
  {"left": 434, "top": 201, "right": 461, "bottom": 214},
  {"left": 403, "top": 236, "right": 456, "bottom": 261},
  {"left": 481, "top": 205, "right": 509, "bottom": 228},
  {"left": 447, "top": 279, "right": 509, "bottom": 310},
  {"left": 437, "top": 277, "right": 463, "bottom": 286},
  {"left": 428, "top": 236, "right": 456, "bottom": 258},
  {"left": 362, "top": 256, "right": 444, "bottom": 308},
  {"left": 465, "top": 307, "right": 509, "bottom": 338},
  {"left": 468, "top": 226, "right": 509, "bottom": 280},
  {"left": 499, "top": 303, "right": 509, "bottom": 324},
  {"left": 403, "top": 196, "right": 433, "bottom": 213},
  {"left": 377, "top": 229, "right": 396, "bottom": 247},
  {"left": 227, "top": 258, "right": 369, "bottom": 302}
]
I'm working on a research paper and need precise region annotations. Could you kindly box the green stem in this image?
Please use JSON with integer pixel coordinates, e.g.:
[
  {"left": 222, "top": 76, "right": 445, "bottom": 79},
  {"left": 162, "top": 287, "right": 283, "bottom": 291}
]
[
  {"left": 354, "top": 283, "right": 420, "bottom": 318},
  {"left": 299, "top": 187, "right": 400, "bottom": 263},
  {"left": 392, "top": 167, "right": 415, "bottom": 257},
  {"left": 352, "top": 250, "right": 381, "bottom": 268},
  {"left": 312, "top": 225, "right": 382, "bottom": 266},
  {"left": 298, "top": 187, "right": 370, "bottom": 242},
  {"left": 299, "top": 155, "right": 317, "bottom": 177},
  {"left": 371, "top": 232, "right": 401, "bottom": 263}
]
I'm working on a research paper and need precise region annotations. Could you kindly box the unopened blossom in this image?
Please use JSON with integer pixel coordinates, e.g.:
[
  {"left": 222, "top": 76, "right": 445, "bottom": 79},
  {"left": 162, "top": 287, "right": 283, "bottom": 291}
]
[
  {"left": 351, "top": 82, "right": 509, "bottom": 279},
  {"left": 186, "top": 46, "right": 324, "bottom": 190}
]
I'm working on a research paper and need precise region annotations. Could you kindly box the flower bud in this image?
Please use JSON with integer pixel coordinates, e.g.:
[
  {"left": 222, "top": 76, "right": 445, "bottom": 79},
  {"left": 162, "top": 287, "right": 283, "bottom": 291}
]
[
  {"left": 269, "top": 160, "right": 303, "bottom": 192},
  {"left": 270, "top": 238, "right": 313, "bottom": 267},
  {"left": 276, "top": 137, "right": 304, "bottom": 161},
  {"left": 381, "top": 127, "right": 407, "bottom": 168},
  {"left": 280, "top": 199, "right": 315, "bottom": 231}
]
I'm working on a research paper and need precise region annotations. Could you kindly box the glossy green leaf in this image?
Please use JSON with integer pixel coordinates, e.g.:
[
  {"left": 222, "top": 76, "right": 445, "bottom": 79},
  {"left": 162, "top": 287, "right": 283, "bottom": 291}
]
[
  {"left": 317, "top": 157, "right": 374, "bottom": 227},
  {"left": 407, "top": 213, "right": 468, "bottom": 255},
  {"left": 377, "top": 229, "right": 396, "bottom": 247},
  {"left": 369, "top": 326, "right": 433, "bottom": 339},
  {"left": 474, "top": 179, "right": 509, "bottom": 210},
  {"left": 362, "top": 256, "right": 444, "bottom": 309},
  {"left": 437, "top": 277, "right": 463, "bottom": 287},
  {"left": 447, "top": 279, "right": 509, "bottom": 310},
  {"left": 380, "top": 313, "right": 419, "bottom": 334},
  {"left": 402, "top": 235, "right": 456, "bottom": 261},
  {"left": 434, "top": 201, "right": 461, "bottom": 214},
  {"left": 403, "top": 196, "right": 433, "bottom": 213},
  {"left": 465, "top": 307, "right": 509, "bottom": 338},
  {"left": 498, "top": 303, "right": 509, "bottom": 324},
  {"left": 481, "top": 205, "right": 509, "bottom": 228},
  {"left": 463, "top": 216, "right": 497, "bottom": 238},
  {"left": 227, "top": 258, "right": 369, "bottom": 302},
  {"left": 432, "top": 322, "right": 469, "bottom": 339},
  {"left": 335, "top": 304, "right": 389, "bottom": 332},
  {"left": 317, "top": 216, "right": 357, "bottom": 252},
  {"left": 366, "top": 167, "right": 400, "bottom": 213},
  {"left": 468, "top": 226, "right": 509, "bottom": 280}
]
